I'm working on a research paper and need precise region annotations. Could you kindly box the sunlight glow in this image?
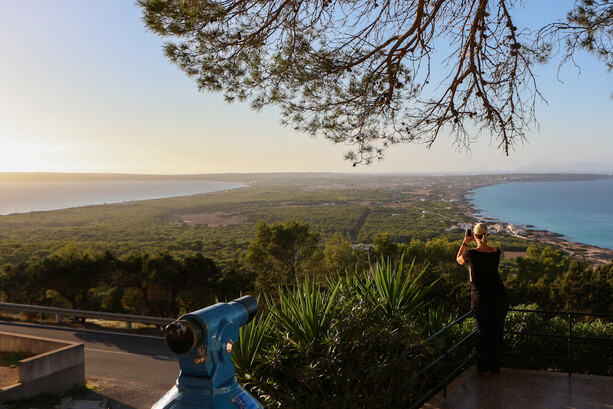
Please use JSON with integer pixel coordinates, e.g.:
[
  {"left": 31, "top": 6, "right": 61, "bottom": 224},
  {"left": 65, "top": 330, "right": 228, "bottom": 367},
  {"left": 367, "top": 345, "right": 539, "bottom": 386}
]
[{"left": 0, "top": 136, "right": 72, "bottom": 172}]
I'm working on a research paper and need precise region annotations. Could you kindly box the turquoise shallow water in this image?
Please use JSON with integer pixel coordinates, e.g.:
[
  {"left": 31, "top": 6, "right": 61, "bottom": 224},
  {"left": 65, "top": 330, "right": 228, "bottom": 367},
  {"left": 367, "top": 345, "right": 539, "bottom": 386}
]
[
  {"left": 467, "top": 177, "right": 613, "bottom": 250},
  {"left": 0, "top": 180, "right": 245, "bottom": 215}
]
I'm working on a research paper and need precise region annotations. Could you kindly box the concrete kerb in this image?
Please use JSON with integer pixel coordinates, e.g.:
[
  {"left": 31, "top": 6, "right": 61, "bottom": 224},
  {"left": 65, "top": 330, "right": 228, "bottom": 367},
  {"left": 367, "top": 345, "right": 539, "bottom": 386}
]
[{"left": 0, "top": 331, "right": 85, "bottom": 403}]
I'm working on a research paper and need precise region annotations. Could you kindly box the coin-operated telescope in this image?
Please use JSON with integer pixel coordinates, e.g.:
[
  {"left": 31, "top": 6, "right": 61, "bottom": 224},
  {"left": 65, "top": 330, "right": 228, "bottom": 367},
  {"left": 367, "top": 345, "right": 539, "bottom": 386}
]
[{"left": 152, "top": 296, "right": 263, "bottom": 409}]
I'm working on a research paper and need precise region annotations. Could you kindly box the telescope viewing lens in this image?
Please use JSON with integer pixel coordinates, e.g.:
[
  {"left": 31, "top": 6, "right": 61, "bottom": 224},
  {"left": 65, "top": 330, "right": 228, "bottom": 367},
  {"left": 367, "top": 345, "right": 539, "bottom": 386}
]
[
  {"left": 168, "top": 321, "right": 188, "bottom": 337},
  {"left": 164, "top": 319, "right": 203, "bottom": 354}
]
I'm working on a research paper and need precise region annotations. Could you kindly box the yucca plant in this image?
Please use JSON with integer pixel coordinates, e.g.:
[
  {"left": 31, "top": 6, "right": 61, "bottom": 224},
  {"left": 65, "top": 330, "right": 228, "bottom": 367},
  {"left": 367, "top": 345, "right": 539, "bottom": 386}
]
[
  {"left": 267, "top": 278, "right": 341, "bottom": 352},
  {"left": 421, "top": 304, "right": 460, "bottom": 337},
  {"left": 233, "top": 311, "right": 272, "bottom": 375},
  {"left": 352, "top": 255, "right": 437, "bottom": 320}
]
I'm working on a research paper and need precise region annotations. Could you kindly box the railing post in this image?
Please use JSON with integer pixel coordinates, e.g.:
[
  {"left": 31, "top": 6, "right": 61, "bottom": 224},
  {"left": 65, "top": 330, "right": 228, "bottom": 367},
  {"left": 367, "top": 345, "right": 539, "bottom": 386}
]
[
  {"left": 397, "top": 347, "right": 401, "bottom": 409},
  {"left": 443, "top": 330, "right": 448, "bottom": 398},
  {"left": 567, "top": 312, "right": 572, "bottom": 376}
]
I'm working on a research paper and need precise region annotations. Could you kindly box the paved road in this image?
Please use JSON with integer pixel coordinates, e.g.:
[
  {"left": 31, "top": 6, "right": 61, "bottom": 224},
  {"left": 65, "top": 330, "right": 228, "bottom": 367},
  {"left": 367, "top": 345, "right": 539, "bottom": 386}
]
[{"left": 0, "top": 320, "right": 179, "bottom": 389}]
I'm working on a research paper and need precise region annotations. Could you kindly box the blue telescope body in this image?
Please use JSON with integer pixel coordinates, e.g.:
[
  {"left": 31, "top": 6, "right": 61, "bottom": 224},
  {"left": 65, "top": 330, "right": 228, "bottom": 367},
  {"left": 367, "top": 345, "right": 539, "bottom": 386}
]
[{"left": 152, "top": 296, "right": 262, "bottom": 409}]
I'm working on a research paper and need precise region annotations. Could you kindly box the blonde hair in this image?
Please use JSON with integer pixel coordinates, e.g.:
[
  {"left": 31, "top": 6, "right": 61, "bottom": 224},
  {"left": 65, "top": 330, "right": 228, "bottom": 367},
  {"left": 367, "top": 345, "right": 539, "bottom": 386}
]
[{"left": 474, "top": 223, "right": 488, "bottom": 237}]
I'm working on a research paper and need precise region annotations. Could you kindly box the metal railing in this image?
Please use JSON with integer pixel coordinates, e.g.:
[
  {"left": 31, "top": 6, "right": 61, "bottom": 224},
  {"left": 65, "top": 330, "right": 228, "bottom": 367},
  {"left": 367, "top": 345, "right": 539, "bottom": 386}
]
[
  {"left": 504, "top": 307, "right": 613, "bottom": 376},
  {"left": 397, "top": 310, "right": 477, "bottom": 409},
  {"left": 0, "top": 302, "right": 174, "bottom": 330},
  {"left": 397, "top": 307, "right": 613, "bottom": 408}
]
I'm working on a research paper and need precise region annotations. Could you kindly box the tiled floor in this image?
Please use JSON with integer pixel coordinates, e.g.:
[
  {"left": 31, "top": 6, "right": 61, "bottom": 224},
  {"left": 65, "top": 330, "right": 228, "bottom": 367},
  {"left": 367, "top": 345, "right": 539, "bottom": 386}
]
[{"left": 424, "top": 366, "right": 613, "bottom": 409}]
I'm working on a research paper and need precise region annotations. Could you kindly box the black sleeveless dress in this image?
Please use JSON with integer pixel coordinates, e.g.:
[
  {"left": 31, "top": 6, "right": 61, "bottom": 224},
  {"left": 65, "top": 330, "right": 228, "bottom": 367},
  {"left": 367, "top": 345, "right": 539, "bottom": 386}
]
[{"left": 462, "top": 248, "right": 509, "bottom": 309}]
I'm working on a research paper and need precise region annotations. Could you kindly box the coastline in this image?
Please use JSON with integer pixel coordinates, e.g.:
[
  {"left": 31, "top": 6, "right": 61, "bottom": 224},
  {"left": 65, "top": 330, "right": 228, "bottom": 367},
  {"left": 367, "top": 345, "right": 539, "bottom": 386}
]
[
  {"left": 459, "top": 174, "right": 613, "bottom": 264},
  {"left": 2, "top": 171, "right": 612, "bottom": 264},
  {"left": 0, "top": 180, "right": 247, "bottom": 216}
]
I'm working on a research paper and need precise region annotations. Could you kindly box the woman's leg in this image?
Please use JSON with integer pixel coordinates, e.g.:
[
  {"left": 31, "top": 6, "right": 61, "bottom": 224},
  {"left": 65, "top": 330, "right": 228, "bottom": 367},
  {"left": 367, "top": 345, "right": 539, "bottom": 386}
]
[
  {"left": 473, "top": 306, "right": 493, "bottom": 372},
  {"left": 489, "top": 304, "right": 508, "bottom": 372}
]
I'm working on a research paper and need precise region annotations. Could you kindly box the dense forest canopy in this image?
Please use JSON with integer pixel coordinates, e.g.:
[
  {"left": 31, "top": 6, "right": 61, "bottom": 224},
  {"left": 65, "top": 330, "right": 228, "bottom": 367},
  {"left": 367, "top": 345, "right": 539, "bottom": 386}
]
[{"left": 138, "top": 0, "right": 613, "bottom": 164}]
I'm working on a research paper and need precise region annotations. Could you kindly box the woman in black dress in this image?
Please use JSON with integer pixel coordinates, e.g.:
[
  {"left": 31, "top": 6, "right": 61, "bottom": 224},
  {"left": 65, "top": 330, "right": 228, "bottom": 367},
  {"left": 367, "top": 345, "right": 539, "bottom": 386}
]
[{"left": 456, "top": 223, "right": 509, "bottom": 374}]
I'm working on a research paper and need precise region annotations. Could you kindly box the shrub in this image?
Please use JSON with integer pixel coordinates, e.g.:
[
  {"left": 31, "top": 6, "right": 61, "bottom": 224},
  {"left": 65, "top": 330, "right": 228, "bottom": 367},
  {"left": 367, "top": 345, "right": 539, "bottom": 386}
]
[
  {"left": 503, "top": 304, "right": 566, "bottom": 370},
  {"left": 571, "top": 318, "right": 613, "bottom": 375},
  {"left": 233, "top": 258, "right": 435, "bottom": 408},
  {"left": 503, "top": 305, "right": 613, "bottom": 375}
]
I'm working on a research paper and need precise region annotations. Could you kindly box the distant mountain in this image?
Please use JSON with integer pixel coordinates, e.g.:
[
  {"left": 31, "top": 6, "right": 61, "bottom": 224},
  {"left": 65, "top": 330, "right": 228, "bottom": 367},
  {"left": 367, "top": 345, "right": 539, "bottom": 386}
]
[{"left": 517, "top": 162, "right": 613, "bottom": 174}]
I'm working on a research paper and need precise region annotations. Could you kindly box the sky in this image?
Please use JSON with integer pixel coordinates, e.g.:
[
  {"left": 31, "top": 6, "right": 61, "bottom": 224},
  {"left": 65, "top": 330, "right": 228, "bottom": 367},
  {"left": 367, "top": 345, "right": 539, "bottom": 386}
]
[{"left": 0, "top": 0, "right": 611, "bottom": 175}]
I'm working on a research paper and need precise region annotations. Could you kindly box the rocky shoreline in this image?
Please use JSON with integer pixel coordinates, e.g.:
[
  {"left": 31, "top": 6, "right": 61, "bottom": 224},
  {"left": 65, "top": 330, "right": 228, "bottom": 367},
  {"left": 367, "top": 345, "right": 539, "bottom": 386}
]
[{"left": 520, "top": 228, "right": 613, "bottom": 265}]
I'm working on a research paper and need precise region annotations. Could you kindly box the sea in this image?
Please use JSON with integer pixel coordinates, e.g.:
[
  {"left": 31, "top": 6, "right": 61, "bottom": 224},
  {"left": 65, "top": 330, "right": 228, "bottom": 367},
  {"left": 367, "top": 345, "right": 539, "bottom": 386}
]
[
  {"left": 0, "top": 180, "right": 245, "bottom": 216},
  {"left": 467, "top": 177, "right": 613, "bottom": 250}
]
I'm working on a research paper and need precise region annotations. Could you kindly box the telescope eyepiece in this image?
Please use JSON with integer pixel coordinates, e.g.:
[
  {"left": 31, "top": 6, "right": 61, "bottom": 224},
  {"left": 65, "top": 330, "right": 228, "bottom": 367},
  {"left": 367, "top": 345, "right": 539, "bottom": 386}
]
[{"left": 164, "top": 318, "right": 204, "bottom": 354}]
